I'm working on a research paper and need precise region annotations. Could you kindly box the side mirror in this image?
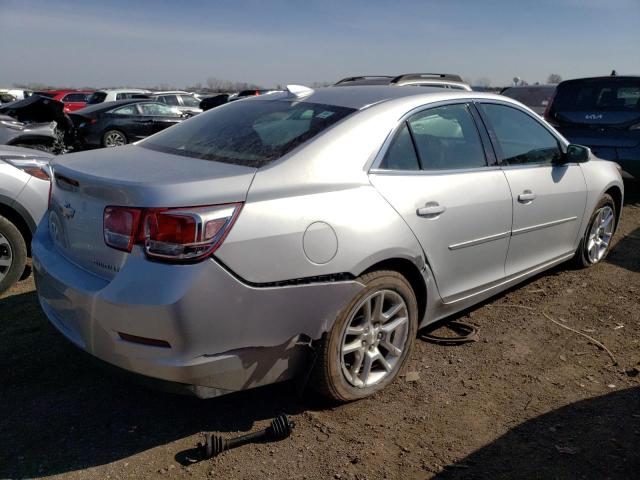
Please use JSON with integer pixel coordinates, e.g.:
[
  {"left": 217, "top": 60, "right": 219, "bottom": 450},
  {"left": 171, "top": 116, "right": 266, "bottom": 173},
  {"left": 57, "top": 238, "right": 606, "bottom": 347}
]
[{"left": 563, "top": 144, "right": 590, "bottom": 163}]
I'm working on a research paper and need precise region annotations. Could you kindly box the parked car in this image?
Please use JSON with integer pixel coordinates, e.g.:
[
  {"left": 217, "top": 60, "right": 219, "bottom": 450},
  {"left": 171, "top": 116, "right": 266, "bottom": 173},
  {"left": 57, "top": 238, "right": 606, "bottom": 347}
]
[
  {"left": 34, "top": 85, "right": 623, "bottom": 402},
  {"left": 334, "top": 73, "right": 472, "bottom": 91},
  {"left": 150, "top": 91, "right": 203, "bottom": 116},
  {"left": 32, "top": 90, "right": 93, "bottom": 113},
  {"left": 0, "top": 89, "right": 33, "bottom": 100},
  {"left": 86, "top": 89, "right": 152, "bottom": 105},
  {"left": 70, "top": 99, "right": 185, "bottom": 148},
  {"left": 199, "top": 93, "right": 230, "bottom": 111},
  {"left": 0, "top": 145, "right": 52, "bottom": 293},
  {"left": 500, "top": 85, "right": 556, "bottom": 116},
  {"left": 545, "top": 74, "right": 640, "bottom": 179},
  {"left": 0, "top": 95, "right": 73, "bottom": 153},
  {"left": 0, "top": 93, "right": 17, "bottom": 105}
]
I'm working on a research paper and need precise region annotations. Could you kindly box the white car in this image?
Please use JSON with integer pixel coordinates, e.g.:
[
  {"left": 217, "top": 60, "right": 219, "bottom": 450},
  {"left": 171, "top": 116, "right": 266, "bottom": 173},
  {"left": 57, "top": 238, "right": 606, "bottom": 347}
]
[
  {"left": 150, "top": 91, "right": 203, "bottom": 116},
  {"left": 86, "top": 89, "right": 151, "bottom": 105},
  {"left": 0, "top": 89, "right": 34, "bottom": 101}
]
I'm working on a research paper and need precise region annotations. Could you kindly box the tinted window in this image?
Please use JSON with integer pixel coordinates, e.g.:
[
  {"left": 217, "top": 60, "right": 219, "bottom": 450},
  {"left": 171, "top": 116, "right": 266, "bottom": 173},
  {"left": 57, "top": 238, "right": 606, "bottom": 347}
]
[
  {"left": 138, "top": 103, "right": 179, "bottom": 116},
  {"left": 480, "top": 103, "right": 561, "bottom": 165},
  {"left": 180, "top": 95, "right": 200, "bottom": 107},
  {"left": 379, "top": 123, "right": 419, "bottom": 170},
  {"left": 142, "top": 100, "right": 355, "bottom": 168},
  {"left": 553, "top": 78, "right": 640, "bottom": 112},
  {"left": 87, "top": 91, "right": 107, "bottom": 104},
  {"left": 111, "top": 105, "right": 138, "bottom": 115},
  {"left": 62, "top": 93, "right": 88, "bottom": 102},
  {"left": 407, "top": 104, "right": 486, "bottom": 170},
  {"left": 161, "top": 95, "right": 179, "bottom": 106}
]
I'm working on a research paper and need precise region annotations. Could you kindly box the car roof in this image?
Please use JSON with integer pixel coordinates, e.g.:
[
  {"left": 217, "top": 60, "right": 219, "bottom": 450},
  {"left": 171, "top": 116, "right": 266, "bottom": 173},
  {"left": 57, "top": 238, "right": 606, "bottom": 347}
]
[
  {"left": 75, "top": 98, "right": 159, "bottom": 114},
  {"left": 97, "top": 88, "right": 151, "bottom": 94},
  {"left": 249, "top": 85, "right": 502, "bottom": 110},
  {"left": 152, "top": 91, "right": 192, "bottom": 95}
]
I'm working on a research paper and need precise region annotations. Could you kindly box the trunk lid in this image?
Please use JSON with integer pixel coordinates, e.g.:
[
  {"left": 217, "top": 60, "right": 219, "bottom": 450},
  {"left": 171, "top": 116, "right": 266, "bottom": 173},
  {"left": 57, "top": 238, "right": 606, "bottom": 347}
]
[{"left": 48, "top": 145, "right": 256, "bottom": 279}]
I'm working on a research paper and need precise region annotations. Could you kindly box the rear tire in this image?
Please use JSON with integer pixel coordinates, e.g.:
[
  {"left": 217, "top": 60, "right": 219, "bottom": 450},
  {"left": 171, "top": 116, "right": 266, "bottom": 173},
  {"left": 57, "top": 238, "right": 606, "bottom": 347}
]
[
  {"left": 311, "top": 270, "right": 418, "bottom": 402},
  {"left": 572, "top": 194, "right": 617, "bottom": 268},
  {"left": 0, "top": 215, "right": 27, "bottom": 294},
  {"left": 102, "top": 130, "right": 127, "bottom": 148}
]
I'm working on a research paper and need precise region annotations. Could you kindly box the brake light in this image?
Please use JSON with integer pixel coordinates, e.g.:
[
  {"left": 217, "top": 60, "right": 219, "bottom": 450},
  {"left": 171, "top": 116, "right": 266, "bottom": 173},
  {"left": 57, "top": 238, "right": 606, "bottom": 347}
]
[
  {"left": 104, "top": 207, "right": 142, "bottom": 252},
  {"left": 103, "top": 203, "right": 242, "bottom": 261}
]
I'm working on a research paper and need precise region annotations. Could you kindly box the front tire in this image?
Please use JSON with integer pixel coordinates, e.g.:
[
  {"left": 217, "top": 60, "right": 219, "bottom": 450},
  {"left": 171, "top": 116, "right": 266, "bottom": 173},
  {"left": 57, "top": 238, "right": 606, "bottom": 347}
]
[
  {"left": 0, "top": 215, "right": 27, "bottom": 294},
  {"left": 102, "top": 130, "right": 127, "bottom": 148},
  {"left": 311, "top": 270, "right": 418, "bottom": 402},
  {"left": 573, "top": 194, "right": 617, "bottom": 268}
]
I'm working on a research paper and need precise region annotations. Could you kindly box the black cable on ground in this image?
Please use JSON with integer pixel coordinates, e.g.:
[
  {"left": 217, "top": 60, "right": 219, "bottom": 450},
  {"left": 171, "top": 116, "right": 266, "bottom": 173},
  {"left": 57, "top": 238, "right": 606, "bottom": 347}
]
[{"left": 419, "top": 320, "right": 478, "bottom": 345}]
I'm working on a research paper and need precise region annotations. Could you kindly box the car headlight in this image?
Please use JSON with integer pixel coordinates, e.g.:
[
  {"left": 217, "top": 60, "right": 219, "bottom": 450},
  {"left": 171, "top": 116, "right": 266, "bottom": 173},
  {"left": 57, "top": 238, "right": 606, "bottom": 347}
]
[{"left": 0, "top": 119, "right": 25, "bottom": 130}]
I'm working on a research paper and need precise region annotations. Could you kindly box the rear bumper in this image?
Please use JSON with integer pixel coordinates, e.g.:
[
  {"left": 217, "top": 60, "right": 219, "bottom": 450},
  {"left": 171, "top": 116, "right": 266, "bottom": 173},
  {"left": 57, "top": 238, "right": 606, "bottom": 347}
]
[{"left": 32, "top": 218, "right": 362, "bottom": 398}]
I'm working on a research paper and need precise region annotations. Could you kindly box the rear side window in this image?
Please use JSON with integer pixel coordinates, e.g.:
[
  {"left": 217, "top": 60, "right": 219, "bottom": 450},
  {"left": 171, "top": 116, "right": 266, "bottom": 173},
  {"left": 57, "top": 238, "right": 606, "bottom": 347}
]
[
  {"left": 479, "top": 103, "right": 561, "bottom": 165},
  {"left": 111, "top": 105, "right": 137, "bottom": 115},
  {"left": 87, "top": 92, "right": 107, "bottom": 104},
  {"left": 138, "top": 103, "right": 179, "bottom": 116},
  {"left": 407, "top": 104, "right": 486, "bottom": 170},
  {"left": 142, "top": 100, "right": 356, "bottom": 168},
  {"left": 379, "top": 123, "right": 420, "bottom": 170},
  {"left": 62, "top": 93, "right": 88, "bottom": 102},
  {"left": 161, "top": 95, "right": 179, "bottom": 106},
  {"left": 180, "top": 95, "right": 200, "bottom": 107}
]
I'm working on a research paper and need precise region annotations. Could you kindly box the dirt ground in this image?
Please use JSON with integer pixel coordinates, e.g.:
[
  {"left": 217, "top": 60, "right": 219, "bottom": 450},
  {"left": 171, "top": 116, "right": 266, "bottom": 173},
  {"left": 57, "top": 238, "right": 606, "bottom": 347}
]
[{"left": 1, "top": 185, "right": 639, "bottom": 480}]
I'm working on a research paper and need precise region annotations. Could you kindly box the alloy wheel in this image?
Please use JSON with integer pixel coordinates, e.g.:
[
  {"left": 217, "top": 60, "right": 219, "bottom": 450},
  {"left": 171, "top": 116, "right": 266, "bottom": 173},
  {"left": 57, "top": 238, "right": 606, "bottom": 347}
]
[
  {"left": 0, "top": 232, "right": 13, "bottom": 282},
  {"left": 340, "top": 289, "right": 409, "bottom": 388},
  {"left": 587, "top": 206, "right": 614, "bottom": 263},
  {"left": 104, "top": 131, "right": 126, "bottom": 147}
]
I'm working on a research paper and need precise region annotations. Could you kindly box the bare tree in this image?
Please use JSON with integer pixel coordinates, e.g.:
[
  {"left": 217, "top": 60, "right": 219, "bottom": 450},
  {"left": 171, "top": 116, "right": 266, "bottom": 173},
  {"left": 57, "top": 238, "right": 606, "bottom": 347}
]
[{"left": 547, "top": 73, "right": 562, "bottom": 84}]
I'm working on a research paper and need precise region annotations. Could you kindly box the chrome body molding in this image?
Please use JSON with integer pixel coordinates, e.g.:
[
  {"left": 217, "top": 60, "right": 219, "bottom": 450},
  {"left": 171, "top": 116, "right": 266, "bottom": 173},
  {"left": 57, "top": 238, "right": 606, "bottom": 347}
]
[
  {"left": 448, "top": 231, "right": 511, "bottom": 250},
  {"left": 511, "top": 216, "right": 578, "bottom": 236}
]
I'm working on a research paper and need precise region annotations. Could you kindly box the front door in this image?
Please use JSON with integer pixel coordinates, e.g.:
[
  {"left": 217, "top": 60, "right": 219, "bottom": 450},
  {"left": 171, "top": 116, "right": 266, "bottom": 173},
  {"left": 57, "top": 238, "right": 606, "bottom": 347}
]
[
  {"left": 477, "top": 102, "right": 587, "bottom": 276},
  {"left": 370, "top": 103, "right": 513, "bottom": 301}
]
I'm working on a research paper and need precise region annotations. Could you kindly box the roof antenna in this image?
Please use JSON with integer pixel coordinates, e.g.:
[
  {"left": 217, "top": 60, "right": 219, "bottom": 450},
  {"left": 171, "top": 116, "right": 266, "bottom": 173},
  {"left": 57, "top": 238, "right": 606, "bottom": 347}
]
[{"left": 611, "top": 70, "right": 617, "bottom": 76}]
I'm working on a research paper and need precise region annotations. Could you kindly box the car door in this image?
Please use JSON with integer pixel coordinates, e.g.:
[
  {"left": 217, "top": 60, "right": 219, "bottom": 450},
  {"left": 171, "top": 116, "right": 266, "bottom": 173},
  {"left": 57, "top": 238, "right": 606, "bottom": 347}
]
[
  {"left": 61, "top": 93, "right": 88, "bottom": 113},
  {"left": 369, "top": 102, "right": 513, "bottom": 301},
  {"left": 477, "top": 102, "right": 587, "bottom": 276},
  {"left": 108, "top": 104, "right": 153, "bottom": 140},
  {"left": 137, "top": 103, "right": 183, "bottom": 134}
]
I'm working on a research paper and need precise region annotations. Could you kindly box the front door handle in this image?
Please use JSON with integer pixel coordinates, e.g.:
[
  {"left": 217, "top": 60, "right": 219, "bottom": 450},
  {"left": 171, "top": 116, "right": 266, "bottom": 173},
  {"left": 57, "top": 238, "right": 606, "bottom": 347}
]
[
  {"left": 518, "top": 190, "right": 537, "bottom": 203},
  {"left": 417, "top": 202, "right": 446, "bottom": 217}
]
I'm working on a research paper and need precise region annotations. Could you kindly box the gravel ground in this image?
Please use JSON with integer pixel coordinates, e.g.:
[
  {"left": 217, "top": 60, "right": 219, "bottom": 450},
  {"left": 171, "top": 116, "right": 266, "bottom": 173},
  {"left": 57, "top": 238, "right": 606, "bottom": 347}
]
[{"left": 1, "top": 185, "right": 638, "bottom": 480}]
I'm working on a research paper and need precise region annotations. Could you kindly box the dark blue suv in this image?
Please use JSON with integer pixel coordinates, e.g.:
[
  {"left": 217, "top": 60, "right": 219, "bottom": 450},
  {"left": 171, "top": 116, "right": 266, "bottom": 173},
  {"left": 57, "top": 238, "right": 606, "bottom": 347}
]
[{"left": 545, "top": 74, "right": 640, "bottom": 179}]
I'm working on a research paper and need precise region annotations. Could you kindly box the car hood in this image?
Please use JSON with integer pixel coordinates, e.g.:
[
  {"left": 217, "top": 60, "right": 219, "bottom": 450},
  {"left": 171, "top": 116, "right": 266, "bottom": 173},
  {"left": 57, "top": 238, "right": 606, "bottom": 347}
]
[{"left": 0, "top": 95, "right": 73, "bottom": 130}]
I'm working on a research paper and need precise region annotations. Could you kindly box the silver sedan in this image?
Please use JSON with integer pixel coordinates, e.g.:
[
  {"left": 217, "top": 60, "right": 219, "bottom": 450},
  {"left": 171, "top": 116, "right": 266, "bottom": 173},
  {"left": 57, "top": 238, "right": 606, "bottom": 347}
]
[{"left": 33, "top": 85, "right": 623, "bottom": 401}]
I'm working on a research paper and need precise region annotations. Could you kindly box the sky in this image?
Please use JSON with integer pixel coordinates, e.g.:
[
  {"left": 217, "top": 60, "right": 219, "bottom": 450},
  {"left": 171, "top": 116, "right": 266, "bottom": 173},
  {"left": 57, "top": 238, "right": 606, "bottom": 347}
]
[{"left": 1, "top": 0, "right": 639, "bottom": 89}]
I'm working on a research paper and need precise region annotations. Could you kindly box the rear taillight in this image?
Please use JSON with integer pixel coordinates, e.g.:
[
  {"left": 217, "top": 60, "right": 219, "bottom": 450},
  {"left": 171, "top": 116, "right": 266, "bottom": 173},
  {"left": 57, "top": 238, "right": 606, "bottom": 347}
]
[
  {"left": 103, "top": 203, "right": 242, "bottom": 261},
  {"left": 104, "top": 207, "right": 142, "bottom": 252}
]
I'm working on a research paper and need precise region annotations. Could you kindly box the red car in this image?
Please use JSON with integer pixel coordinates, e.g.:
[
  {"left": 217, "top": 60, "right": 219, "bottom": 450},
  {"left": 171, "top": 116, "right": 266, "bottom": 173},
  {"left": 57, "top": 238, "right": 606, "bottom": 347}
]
[{"left": 33, "top": 89, "right": 93, "bottom": 113}]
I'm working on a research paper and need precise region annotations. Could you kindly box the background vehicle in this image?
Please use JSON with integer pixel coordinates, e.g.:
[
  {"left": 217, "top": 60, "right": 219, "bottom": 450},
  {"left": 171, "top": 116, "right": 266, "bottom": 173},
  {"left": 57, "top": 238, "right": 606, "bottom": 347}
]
[
  {"left": 151, "top": 91, "right": 203, "bottom": 116},
  {"left": 86, "top": 89, "right": 152, "bottom": 105},
  {"left": 0, "top": 96, "right": 73, "bottom": 153},
  {"left": 500, "top": 85, "right": 556, "bottom": 115},
  {"left": 70, "top": 99, "right": 185, "bottom": 148},
  {"left": 0, "top": 93, "right": 17, "bottom": 105},
  {"left": 0, "top": 145, "right": 51, "bottom": 293},
  {"left": 32, "top": 90, "right": 93, "bottom": 113},
  {"left": 199, "top": 93, "right": 230, "bottom": 111},
  {"left": 545, "top": 74, "right": 640, "bottom": 179},
  {"left": 0, "top": 89, "right": 33, "bottom": 100},
  {"left": 333, "top": 73, "right": 472, "bottom": 90},
  {"left": 34, "top": 86, "right": 622, "bottom": 403}
]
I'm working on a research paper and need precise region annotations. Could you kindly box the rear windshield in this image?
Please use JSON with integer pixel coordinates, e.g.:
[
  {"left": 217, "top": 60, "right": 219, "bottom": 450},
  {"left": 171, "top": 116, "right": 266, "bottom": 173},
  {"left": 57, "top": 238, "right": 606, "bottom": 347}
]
[
  {"left": 553, "top": 78, "right": 640, "bottom": 112},
  {"left": 141, "top": 100, "right": 356, "bottom": 168},
  {"left": 86, "top": 91, "right": 107, "bottom": 104},
  {"left": 501, "top": 87, "right": 555, "bottom": 107}
]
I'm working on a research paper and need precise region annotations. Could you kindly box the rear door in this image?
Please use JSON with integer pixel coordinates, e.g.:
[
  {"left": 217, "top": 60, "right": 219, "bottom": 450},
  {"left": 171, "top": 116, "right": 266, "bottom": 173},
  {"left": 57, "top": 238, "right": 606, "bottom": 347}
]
[
  {"left": 369, "top": 102, "right": 513, "bottom": 301},
  {"left": 478, "top": 102, "right": 587, "bottom": 276},
  {"left": 109, "top": 103, "right": 153, "bottom": 140}
]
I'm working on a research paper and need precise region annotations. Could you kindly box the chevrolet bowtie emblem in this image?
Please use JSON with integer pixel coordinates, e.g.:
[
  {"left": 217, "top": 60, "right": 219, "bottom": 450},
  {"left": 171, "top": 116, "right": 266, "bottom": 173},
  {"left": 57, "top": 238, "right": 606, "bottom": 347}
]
[{"left": 61, "top": 203, "right": 75, "bottom": 219}]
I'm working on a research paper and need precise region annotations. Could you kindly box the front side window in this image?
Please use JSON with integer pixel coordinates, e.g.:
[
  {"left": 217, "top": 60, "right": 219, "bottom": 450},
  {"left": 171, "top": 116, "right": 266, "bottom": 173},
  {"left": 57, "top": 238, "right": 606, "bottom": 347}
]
[
  {"left": 479, "top": 103, "right": 561, "bottom": 165},
  {"left": 142, "top": 100, "right": 355, "bottom": 168},
  {"left": 407, "top": 104, "right": 486, "bottom": 170},
  {"left": 138, "top": 103, "right": 179, "bottom": 116}
]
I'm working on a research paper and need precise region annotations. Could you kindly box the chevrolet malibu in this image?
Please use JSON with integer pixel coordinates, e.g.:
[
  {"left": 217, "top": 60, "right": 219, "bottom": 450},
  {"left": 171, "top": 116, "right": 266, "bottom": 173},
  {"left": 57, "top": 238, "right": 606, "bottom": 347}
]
[{"left": 33, "top": 85, "right": 623, "bottom": 401}]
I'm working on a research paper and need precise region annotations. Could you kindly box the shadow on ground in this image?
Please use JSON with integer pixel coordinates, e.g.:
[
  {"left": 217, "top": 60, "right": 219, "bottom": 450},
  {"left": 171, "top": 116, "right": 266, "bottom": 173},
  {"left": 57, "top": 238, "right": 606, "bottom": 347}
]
[
  {"left": 434, "top": 387, "right": 640, "bottom": 480},
  {"left": 0, "top": 291, "right": 310, "bottom": 478}
]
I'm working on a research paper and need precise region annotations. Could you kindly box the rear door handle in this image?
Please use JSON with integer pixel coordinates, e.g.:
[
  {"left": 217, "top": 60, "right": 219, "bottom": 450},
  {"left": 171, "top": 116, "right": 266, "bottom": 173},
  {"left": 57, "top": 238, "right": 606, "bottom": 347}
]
[
  {"left": 417, "top": 202, "right": 446, "bottom": 217},
  {"left": 518, "top": 190, "right": 537, "bottom": 203}
]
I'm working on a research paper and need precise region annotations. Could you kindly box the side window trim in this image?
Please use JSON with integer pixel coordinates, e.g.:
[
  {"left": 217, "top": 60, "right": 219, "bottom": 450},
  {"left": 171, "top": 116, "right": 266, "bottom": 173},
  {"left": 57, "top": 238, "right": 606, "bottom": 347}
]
[
  {"left": 475, "top": 100, "right": 568, "bottom": 167},
  {"left": 405, "top": 120, "right": 423, "bottom": 169}
]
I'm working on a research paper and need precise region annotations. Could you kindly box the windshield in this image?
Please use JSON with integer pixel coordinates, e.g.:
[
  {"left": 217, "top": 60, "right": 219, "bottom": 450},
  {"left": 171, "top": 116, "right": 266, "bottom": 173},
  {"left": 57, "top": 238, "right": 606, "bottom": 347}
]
[
  {"left": 141, "top": 100, "right": 356, "bottom": 168},
  {"left": 180, "top": 95, "right": 200, "bottom": 107},
  {"left": 87, "top": 91, "right": 107, "bottom": 104},
  {"left": 553, "top": 78, "right": 640, "bottom": 112}
]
